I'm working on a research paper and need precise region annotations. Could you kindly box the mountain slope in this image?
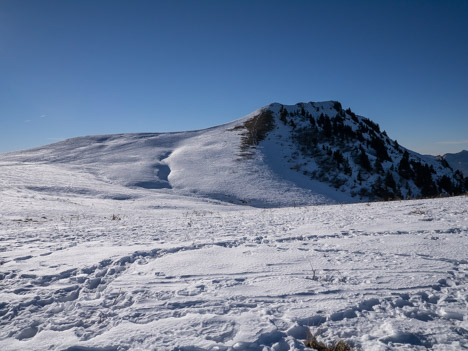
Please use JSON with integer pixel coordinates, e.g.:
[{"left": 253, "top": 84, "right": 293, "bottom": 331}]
[
  {"left": 1, "top": 101, "right": 465, "bottom": 206},
  {"left": 444, "top": 150, "right": 468, "bottom": 177},
  {"left": 251, "top": 101, "right": 466, "bottom": 200}
]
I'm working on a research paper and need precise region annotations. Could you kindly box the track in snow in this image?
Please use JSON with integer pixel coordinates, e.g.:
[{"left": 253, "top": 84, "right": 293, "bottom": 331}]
[{"left": 1, "top": 191, "right": 467, "bottom": 350}]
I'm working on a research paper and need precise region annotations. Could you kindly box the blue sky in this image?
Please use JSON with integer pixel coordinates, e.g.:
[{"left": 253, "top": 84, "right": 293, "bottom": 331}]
[{"left": 1, "top": 0, "right": 467, "bottom": 155}]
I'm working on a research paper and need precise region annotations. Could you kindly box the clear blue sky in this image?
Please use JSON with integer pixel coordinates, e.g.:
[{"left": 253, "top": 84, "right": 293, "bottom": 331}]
[{"left": 1, "top": 0, "right": 467, "bottom": 155}]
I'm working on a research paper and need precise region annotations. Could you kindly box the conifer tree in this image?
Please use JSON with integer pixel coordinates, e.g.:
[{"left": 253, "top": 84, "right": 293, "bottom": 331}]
[
  {"left": 358, "top": 146, "right": 371, "bottom": 171},
  {"left": 398, "top": 150, "right": 413, "bottom": 179},
  {"left": 384, "top": 171, "right": 396, "bottom": 190},
  {"left": 279, "top": 107, "right": 288, "bottom": 125},
  {"left": 374, "top": 158, "right": 384, "bottom": 174}
]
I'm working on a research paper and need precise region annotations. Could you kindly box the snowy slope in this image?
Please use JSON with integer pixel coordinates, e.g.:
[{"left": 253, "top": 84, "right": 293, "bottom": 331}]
[
  {"left": 0, "top": 105, "right": 351, "bottom": 207},
  {"left": 260, "top": 102, "right": 466, "bottom": 200},
  {"left": 0, "top": 183, "right": 467, "bottom": 350},
  {"left": 444, "top": 150, "right": 468, "bottom": 177},
  {"left": 2, "top": 101, "right": 465, "bottom": 207}
]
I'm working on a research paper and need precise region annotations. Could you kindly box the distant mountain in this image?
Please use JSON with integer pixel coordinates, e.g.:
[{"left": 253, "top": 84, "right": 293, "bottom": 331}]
[
  {"left": 444, "top": 150, "right": 468, "bottom": 177},
  {"left": 1, "top": 101, "right": 466, "bottom": 206}
]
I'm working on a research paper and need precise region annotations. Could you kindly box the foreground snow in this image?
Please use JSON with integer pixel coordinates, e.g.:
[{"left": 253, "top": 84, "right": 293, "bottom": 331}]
[{"left": 0, "top": 173, "right": 467, "bottom": 350}]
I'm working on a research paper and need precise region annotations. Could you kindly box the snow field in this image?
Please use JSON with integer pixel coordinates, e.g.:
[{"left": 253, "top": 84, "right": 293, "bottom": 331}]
[{"left": 1, "top": 187, "right": 467, "bottom": 350}]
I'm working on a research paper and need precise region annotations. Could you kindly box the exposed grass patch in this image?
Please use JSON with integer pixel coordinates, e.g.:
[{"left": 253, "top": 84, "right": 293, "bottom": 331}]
[
  {"left": 230, "top": 109, "right": 275, "bottom": 159},
  {"left": 305, "top": 333, "right": 352, "bottom": 351},
  {"left": 409, "top": 208, "right": 425, "bottom": 215}
]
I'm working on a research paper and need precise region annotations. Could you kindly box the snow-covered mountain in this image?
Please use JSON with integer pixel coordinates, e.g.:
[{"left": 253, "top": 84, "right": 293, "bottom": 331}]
[
  {"left": 1, "top": 101, "right": 465, "bottom": 206},
  {"left": 258, "top": 101, "right": 466, "bottom": 200},
  {"left": 1, "top": 102, "right": 468, "bottom": 350},
  {"left": 444, "top": 149, "right": 468, "bottom": 177}
]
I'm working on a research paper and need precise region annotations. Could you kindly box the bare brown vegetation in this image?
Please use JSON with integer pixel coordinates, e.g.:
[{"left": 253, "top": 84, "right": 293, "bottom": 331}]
[
  {"left": 305, "top": 333, "right": 352, "bottom": 351},
  {"left": 230, "top": 109, "right": 275, "bottom": 159}
]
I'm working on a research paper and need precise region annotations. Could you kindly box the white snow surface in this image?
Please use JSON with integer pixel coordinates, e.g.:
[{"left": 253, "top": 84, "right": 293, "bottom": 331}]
[
  {"left": 0, "top": 104, "right": 353, "bottom": 207},
  {"left": 1, "top": 165, "right": 468, "bottom": 350},
  {"left": 1, "top": 104, "right": 468, "bottom": 350}
]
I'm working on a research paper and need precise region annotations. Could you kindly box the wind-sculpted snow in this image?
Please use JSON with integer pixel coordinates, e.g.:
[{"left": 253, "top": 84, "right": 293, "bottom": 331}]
[
  {"left": 0, "top": 104, "right": 353, "bottom": 207},
  {"left": 0, "top": 176, "right": 467, "bottom": 350}
]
